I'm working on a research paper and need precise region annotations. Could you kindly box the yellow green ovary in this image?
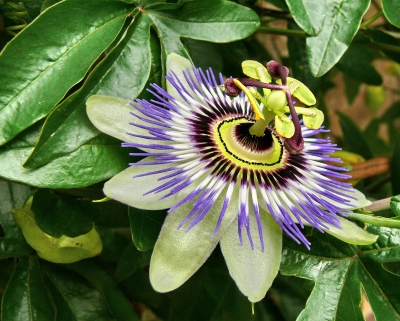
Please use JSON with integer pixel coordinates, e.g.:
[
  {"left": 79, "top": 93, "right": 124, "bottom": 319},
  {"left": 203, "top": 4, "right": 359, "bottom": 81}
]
[{"left": 214, "top": 117, "right": 287, "bottom": 171}]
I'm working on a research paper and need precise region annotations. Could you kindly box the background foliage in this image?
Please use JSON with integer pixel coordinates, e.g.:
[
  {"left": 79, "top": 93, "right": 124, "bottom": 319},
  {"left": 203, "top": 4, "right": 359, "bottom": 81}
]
[{"left": 0, "top": 0, "right": 400, "bottom": 320}]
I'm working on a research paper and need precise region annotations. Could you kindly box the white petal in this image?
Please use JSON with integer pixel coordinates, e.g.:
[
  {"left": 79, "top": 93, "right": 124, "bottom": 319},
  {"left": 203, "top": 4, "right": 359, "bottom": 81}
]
[
  {"left": 220, "top": 209, "right": 282, "bottom": 303},
  {"left": 104, "top": 157, "right": 189, "bottom": 210},
  {"left": 322, "top": 216, "right": 378, "bottom": 245},
  {"left": 150, "top": 186, "right": 239, "bottom": 293}
]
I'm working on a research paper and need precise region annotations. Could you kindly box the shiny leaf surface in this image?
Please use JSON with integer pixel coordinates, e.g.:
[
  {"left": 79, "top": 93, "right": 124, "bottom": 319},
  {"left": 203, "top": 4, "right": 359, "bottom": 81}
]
[
  {"left": 0, "top": 0, "right": 133, "bottom": 145},
  {"left": 1, "top": 256, "right": 55, "bottom": 321},
  {"left": 0, "top": 181, "right": 31, "bottom": 258},
  {"left": 31, "top": 189, "right": 101, "bottom": 238}
]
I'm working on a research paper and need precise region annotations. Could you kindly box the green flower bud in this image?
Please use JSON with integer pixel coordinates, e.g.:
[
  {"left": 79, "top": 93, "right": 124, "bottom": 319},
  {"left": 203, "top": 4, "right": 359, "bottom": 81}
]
[{"left": 266, "top": 90, "right": 287, "bottom": 113}]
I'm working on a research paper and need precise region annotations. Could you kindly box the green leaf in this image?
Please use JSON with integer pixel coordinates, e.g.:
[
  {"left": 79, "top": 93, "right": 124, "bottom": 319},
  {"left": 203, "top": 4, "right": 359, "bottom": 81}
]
[
  {"left": 23, "top": 14, "right": 154, "bottom": 168},
  {"left": 285, "top": 0, "right": 325, "bottom": 36},
  {"left": 379, "top": 101, "right": 400, "bottom": 148},
  {"left": 280, "top": 225, "right": 400, "bottom": 321},
  {"left": 306, "top": 0, "right": 370, "bottom": 77},
  {"left": 67, "top": 260, "right": 140, "bottom": 321},
  {"left": 96, "top": 226, "right": 130, "bottom": 262},
  {"left": 338, "top": 112, "right": 373, "bottom": 159},
  {"left": 1, "top": 256, "right": 55, "bottom": 321},
  {"left": 287, "top": 22, "right": 320, "bottom": 94},
  {"left": 390, "top": 195, "right": 400, "bottom": 217},
  {"left": 363, "top": 118, "right": 390, "bottom": 157},
  {"left": 22, "top": 0, "right": 258, "bottom": 168},
  {"left": 266, "top": 0, "right": 288, "bottom": 11},
  {"left": 336, "top": 43, "right": 382, "bottom": 85},
  {"left": 129, "top": 207, "right": 166, "bottom": 251},
  {"left": 42, "top": 262, "right": 112, "bottom": 321},
  {"left": 147, "top": 0, "right": 260, "bottom": 55},
  {"left": 382, "top": 0, "right": 400, "bottom": 28},
  {"left": 0, "top": 181, "right": 32, "bottom": 258},
  {"left": 343, "top": 74, "right": 361, "bottom": 105},
  {"left": 0, "top": 0, "right": 133, "bottom": 145},
  {"left": 115, "top": 243, "right": 152, "bottom": 281},
  {"left": 0, "top": 127, "right": 130, "bottom": 188},
  {"left": 31, "top": 189, "right": 101, "bottom": 238}
]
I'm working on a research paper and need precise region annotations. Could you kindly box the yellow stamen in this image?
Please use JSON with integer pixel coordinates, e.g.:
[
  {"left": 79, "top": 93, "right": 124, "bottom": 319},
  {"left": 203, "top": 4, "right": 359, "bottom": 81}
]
[{"left": 233, "top": 79, "right": 265, "bottom": 120}]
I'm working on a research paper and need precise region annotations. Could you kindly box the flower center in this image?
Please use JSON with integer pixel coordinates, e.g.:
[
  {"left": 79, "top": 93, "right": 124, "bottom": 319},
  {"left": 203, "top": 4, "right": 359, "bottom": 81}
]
[{"left": 213, "top": 117, "right": 286, "bottom": 170}]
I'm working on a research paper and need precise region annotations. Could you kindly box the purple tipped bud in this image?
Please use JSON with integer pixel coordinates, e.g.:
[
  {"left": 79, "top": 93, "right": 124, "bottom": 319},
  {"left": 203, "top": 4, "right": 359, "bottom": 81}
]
[
  {"left": 224, "top": 78, "right": 242, "bottom": 97},
  {"left": 267, "top": 61, "right": 289, "bottom": 79},
  {"left": 284, "top": 132, "right": 304, "bottom": 154}
]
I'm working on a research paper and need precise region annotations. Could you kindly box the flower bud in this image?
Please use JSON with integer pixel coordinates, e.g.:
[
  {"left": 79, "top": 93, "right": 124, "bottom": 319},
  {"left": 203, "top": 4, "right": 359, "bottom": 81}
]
[
  {"left": 266, "top": 61, "right": 289, "bottom": 79},
  {"left": 224, "top": 78, "right": 242, "bottom": 97}
]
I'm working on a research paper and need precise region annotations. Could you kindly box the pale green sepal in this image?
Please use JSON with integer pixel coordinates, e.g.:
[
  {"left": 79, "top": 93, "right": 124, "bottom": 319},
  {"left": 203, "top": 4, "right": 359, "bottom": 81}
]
[
  {"left": 86, "top": 95, "right": 135, "bottom": 142},
  {"left": 150, "top": 186, "right": 239, "bottom": 293},
  {"left": 303, "top": 107, "right": 324, "bottom": 129},
  {"left": 104, "top": 157, "right": 190, "bottom": 210},
  {"left": 166, "top": 53, "right": 195, "bottom": 104},
  {"left": 323, "top": 216, "right": 378, "bottom": 245},
  {"left": 13, "top": 199, "right": 102, "bottom": 263},
  {"left": 276, "top": 77, "right": 316, "bottom": 106},
  {"left": 275, "top": 114, "right": 294, "bottom": 138},
  {"left": 220, "top": 210, "right": 282, "bottom": 303}
]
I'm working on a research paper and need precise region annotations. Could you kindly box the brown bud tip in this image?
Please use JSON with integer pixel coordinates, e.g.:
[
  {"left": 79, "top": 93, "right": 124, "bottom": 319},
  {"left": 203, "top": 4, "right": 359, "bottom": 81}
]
[
  {"left": 284, "top": 133, "right": 304, "bottom": 154},
  {"left": 266, "top": 61, "right": 289, "bottom": 79},
  {"left": 224, "top": 78, "right": 242, "bottom": 97}
]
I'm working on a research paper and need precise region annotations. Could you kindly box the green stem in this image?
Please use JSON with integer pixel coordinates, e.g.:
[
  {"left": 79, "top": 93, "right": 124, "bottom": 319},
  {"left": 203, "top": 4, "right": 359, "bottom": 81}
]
[
  {"left": 347, "top": 212, "right": 400, "bottom": 228},
  {"left": 364, "top": 41, "right": 400, "bottom": 54},
  {"left": 360, "top": 10, "right": 383, "bottom": 28},
  {"left": 363, "top": 197, "right": 392, "bottom": 212},
  {"left": 257, "top": 26, "right": 306, "bottom": 38}
]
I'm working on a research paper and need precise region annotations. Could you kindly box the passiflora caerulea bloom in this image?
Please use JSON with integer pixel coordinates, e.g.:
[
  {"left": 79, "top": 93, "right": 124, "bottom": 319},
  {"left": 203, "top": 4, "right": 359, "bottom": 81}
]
[{"left": 86, "top": 54, "right": 377, "bottom": 302}]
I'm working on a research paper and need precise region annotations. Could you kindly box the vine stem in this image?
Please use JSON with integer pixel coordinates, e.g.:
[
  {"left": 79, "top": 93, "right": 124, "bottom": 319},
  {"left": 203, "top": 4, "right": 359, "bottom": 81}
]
[
  {"left": 360, "top": 10, "right": 383, "bottom": 29},
  {"left": 257, "top": 26, "right": 306, "bottom": 37}
]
